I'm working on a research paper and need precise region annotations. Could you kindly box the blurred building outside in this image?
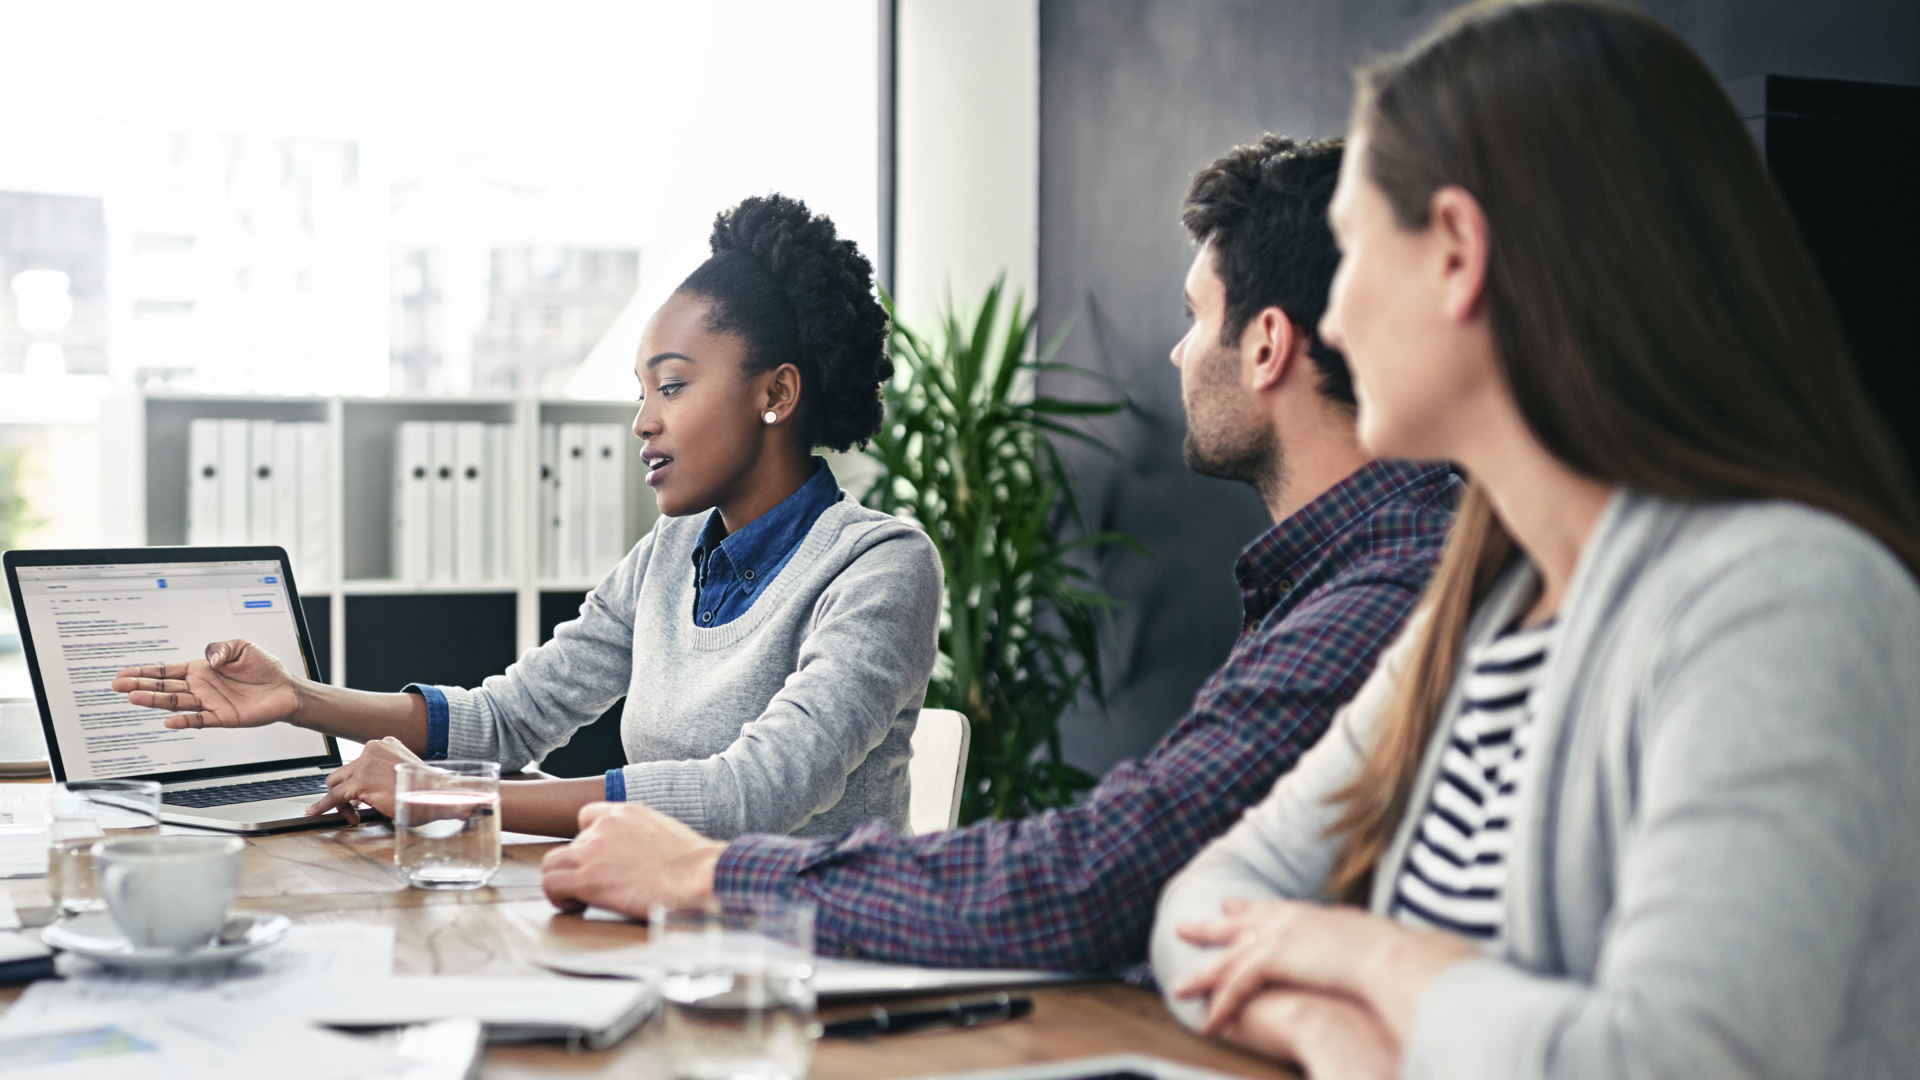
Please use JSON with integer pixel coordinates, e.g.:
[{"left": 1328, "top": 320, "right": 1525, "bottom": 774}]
[{"left": 0, "top": 0, "right": 883, "bottom": 605}]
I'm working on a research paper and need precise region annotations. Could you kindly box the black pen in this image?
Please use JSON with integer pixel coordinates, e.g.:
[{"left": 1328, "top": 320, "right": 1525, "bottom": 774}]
[{"left": 821, "top": 993, "right": 1034, "bottom": 1039}]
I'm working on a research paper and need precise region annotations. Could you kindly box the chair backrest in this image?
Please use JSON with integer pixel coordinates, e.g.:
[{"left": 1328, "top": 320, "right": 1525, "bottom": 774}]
[{"left": 907, "top": 708, "right": 971, "bottom": 835}]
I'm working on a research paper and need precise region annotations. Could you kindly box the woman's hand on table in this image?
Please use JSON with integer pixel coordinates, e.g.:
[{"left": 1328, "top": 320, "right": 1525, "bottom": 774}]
[
  {"left": 112, "top": 639, "right": 301, "bottom": 729},
  {"left": 1218, "top": 988, "right": 1400, "bottom": 1080},
  {"left": 1173, "top": 896, "right": 1478, "bottom": 1047},
  {"left": 542, "top": 801, "right": 723, "bottom": 915},
  {"left": 305, "top": 736, "right": 421, "bottom": 825}
]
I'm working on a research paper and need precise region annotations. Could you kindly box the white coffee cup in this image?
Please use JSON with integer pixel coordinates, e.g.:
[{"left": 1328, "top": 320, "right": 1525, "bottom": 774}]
[{"left": 94, "top": 835, "right": 246, "bottom": 950}]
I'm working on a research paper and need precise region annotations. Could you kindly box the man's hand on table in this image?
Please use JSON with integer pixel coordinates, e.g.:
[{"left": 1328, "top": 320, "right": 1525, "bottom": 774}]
[
  {"left": 306, "top": 736, "right": 420, "bottom": 825},
  {"left": 542, "top": 802, "right": 723, "bottom": 915}
]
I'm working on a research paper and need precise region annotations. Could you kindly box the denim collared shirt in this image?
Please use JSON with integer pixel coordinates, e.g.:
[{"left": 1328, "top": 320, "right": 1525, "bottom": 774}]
[
  {"left": 414, "top": 457, "right": 845, "bottom": 802},
  {"left": 690, "top": 457, "right": 842, "bottom": 629}
]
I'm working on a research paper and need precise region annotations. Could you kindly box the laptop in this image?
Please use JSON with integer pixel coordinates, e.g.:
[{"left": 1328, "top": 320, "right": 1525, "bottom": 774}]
[{"left": 4, "top": 546, "right": 357, "bottom": 833}]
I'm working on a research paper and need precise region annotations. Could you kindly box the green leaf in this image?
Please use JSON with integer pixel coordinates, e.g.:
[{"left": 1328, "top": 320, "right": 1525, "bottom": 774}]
[{"left": 866, "top": 276, "right": 1145, "bottom": 822}]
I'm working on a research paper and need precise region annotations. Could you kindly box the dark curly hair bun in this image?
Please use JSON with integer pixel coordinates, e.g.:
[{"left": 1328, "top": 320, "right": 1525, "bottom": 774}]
[{"left": 676, "top": 194, "right": 892, "bottom": 452}]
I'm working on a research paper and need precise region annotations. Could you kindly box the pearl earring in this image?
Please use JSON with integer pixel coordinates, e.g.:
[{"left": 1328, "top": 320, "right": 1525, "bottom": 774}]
[{"left": 763, "top": 411, "right": 777, "bottom": 424}]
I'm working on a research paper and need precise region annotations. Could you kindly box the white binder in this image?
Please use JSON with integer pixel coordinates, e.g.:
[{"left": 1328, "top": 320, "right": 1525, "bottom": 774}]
[
  {"left": 538, "top": 423, "right": 560, "bottom": 580},
  {"left": 488, "top": 423, "right": 518, "bottom": 582},
  {"left": 586, "top": 423, "right": 627, "bottom": 575},
  {"left": 393, "top": 421, "right": 433, "bottom": 583},
  {"left": 429, "top": 422, "right": 458, "bottom": 583},
  {"left": 273, "top": 422, "right": 303, "bottom": 566},
  {"left": 556, "top": 423, "right": 589, "bottom": 581},
  {"left": 187, "top": 418, "right": 222, "bottom": 546},
  {"left": 247, "top": 420, "right": 277, "bottom": 545},
  {"left": 454, "top": 421, "right": 487, "bottom": 583},
  {"left": 218, "top": 419, "right": 251, "bottom": 545},
  {"left": 298, "top": 422, "right": 332, "bottom": 585}
]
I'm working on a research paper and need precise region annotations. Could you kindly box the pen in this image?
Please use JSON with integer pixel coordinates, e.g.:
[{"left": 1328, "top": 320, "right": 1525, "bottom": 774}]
[{"left": 820, "top": 993, "right": 1034, "bottom": 1039}]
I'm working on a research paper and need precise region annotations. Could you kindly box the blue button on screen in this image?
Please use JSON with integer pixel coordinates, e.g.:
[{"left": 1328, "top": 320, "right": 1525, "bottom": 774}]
[
  {"left": 243, "top": 600, "right": 272, "bottom": 608},
  {"left": 264, "top": 576, "right": 277, "bottom": 584},
  {"left": 156, "top": 579, "right": 166, "bottom": 588}
]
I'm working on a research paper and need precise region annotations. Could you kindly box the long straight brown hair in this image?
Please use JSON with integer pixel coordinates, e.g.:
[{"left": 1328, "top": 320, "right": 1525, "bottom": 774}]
[{"left": 1325, "top": 0, "right": 1920, "bottom": 903}]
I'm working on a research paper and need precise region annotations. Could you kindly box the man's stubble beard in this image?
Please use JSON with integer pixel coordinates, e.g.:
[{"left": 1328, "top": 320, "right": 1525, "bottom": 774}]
[{"left": 1180, "top": 336, "right": 1283, "bottom": 502}]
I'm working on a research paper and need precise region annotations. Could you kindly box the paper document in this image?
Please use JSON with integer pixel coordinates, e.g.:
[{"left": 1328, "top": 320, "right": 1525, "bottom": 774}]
[
  {"left": 0, "top": 1013, "right": 406, "bottom": 1080},
  {"left": 1, "top": 823, "right": 49, "bottom": 878},
  {"left": 254, "top": 975, "right": 653, "bottom": 1048},
  {"left": 3, "top": 787, "right": 170, "bottom": 879},
  {"left": 0, "top": 923, "right": 404, "bottom": 1080},
  {"left": 542, "top": 940, "right": 1076, "bottom": 998},
  {"left": 3, "top": 922, "right": 395, "bottom": 1023},
  {"left": 0, "top": 930, "right": 48, "bottom": 963}
]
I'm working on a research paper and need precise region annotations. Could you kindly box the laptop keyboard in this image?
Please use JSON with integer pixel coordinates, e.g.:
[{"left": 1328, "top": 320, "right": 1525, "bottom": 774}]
[{"left": 163, "top": 774, "right": 330, "bottom": 809}]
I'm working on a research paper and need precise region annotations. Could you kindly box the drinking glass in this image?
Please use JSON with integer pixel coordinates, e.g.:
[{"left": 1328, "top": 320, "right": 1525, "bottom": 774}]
[
  {"left": 649, "top": 902, "right": 819, "bottom": 1080},
  {"left": 47, "top": 780, "right": 162, "bottom": 917},
  {"left": 393, "top": 761, "right": 500, "bottom": 890}
]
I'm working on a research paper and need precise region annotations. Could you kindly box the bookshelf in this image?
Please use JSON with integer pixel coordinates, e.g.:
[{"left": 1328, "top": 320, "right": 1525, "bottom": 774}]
[{"left": 99, "top": 393, "right": 657, "bottom": 713}]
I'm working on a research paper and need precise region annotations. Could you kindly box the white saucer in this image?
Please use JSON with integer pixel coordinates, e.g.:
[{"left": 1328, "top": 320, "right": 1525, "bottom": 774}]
[{"left": 42, "top": 911, "right": 292, "bottom": 971}]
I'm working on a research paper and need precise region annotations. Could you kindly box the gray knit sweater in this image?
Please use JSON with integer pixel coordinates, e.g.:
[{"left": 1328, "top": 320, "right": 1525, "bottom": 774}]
[
  {"left": 437, "top": 499, "right": 944, "bottom": 839},
  {"left": 1153, "top": 492, "right": 1920, "bottom": 1079}
]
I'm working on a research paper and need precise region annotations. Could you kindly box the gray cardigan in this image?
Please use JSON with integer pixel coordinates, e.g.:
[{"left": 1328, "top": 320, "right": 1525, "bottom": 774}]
[
  {"left": 438, "top": 499, "right": 944, "bottom": 840},
  {"left": 1153, "top": 491, "right": 1920, "bottom": 1079}
]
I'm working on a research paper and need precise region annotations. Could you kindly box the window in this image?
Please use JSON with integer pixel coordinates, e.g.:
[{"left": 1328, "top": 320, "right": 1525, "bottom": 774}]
[{"left": 0, "top": 0, "right": 882, "bottom": 556}]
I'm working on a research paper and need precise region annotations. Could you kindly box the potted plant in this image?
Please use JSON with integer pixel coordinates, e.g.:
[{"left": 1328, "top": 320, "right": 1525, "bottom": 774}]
[{"left": 866, "top": 278, "right": 1144, "bottom": 822}]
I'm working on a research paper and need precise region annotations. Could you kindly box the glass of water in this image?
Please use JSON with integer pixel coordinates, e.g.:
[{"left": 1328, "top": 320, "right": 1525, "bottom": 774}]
[
  {"left": 649, "top": 902, "right": 819, "bottom": 1080},
  {"left": 47, "top": 780, "right": 162, "bottom": 917},
  {"left": 393, "top": 760, "right": 500, "bottom": 890}
]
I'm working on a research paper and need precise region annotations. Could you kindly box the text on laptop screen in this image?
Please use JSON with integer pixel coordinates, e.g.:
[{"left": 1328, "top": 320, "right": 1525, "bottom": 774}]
[{"left": 15, "top": 560, "right": 328, "bottom": 780}]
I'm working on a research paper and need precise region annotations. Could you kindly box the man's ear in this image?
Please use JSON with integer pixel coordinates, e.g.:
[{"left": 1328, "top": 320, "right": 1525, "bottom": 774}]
[{"left": 1242, "top": 307, "right": 1297, "bottom": 392}]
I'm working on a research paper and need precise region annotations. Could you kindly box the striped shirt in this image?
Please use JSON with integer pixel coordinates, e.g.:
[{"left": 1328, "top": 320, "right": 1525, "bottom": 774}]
[{"left": 1391, "top": 619, "right": 1557, "bottom": 942}]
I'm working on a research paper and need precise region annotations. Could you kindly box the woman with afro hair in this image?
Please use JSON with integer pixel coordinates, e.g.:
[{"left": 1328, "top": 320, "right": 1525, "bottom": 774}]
[{"left": 114, "top": 195, "right": 943, "bottom": 841}]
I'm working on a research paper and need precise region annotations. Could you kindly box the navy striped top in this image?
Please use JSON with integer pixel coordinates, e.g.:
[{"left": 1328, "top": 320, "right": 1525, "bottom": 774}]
[{"left": 1390, "top": 619, "right": 1557, "bottom": 942}]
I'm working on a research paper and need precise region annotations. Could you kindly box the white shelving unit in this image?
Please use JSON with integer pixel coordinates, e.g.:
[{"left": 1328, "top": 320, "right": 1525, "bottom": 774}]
[{"left": 100, "top": 392, "right": 656, "bottom": 689}]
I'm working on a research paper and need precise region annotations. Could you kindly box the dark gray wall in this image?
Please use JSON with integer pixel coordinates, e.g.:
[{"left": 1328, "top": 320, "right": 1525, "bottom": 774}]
[{"left": 1038, "top": 0, "right": 1920, "bottom": 775}]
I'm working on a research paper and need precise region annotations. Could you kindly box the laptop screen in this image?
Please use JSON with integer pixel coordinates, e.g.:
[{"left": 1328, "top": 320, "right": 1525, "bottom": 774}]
[{"left": 11, "top": 557, "right": 332, "bottom": 782}]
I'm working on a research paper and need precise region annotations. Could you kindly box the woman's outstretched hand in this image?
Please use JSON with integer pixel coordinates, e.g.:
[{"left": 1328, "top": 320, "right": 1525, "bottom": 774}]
[{"left": 111, "top": 639, "right": 302, "bottom": 730}]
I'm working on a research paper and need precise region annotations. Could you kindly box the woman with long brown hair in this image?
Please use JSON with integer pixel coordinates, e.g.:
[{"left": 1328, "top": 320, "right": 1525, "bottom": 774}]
[{"left": 1149, "top": 1, "right": 1920, "bottom": 1077}]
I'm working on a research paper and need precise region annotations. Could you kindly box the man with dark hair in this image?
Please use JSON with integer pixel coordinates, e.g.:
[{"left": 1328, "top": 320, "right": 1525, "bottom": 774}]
[{"left": 541, "top": 135, "right": 1460, "bottom": 973}]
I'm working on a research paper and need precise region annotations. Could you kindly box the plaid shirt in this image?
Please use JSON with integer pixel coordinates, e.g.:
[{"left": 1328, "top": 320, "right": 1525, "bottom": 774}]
[{"left": 716, "top": 459, "right": 1461, "bottom": 971}]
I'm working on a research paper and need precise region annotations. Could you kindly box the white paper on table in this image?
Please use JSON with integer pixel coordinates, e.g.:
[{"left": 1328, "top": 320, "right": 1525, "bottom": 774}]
[
  {"left": 0, "top": 1009, "right": 406, "bottom": 1080},
  {"left": 0, "top": 822, "right": 48, "bottom": 877},
  {"left": 0, "top": 783, "right": 50, "bottom": 825},
  {"left": 3, "top": 923, "right": 396, "bottom": 1028},
  {"left": 0, "top": 788, "right": 228, "bottom": 878},
  {"left": 0, "top": 929, "right": 50, "bottom": 962},
  {"left": 540, "top": 939, "right": 1077, "bottom": 998},
  {"left": 500, "top": 831, "right": 560, "bottom": 846},
  {"left": 1, "top": 785, "right": 160, "bottom": 830},
  {"left": 0, "top": 923, "right": 408, "bottom": 1080},
  {"left": 251, "top": 975, "right": 654, "bottom": 1048}
]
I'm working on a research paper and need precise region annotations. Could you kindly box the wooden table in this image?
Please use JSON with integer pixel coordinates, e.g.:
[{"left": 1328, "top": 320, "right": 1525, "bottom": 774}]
[{"left": 0, "top": 816, "right": 1300, "bottom": 1080}]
